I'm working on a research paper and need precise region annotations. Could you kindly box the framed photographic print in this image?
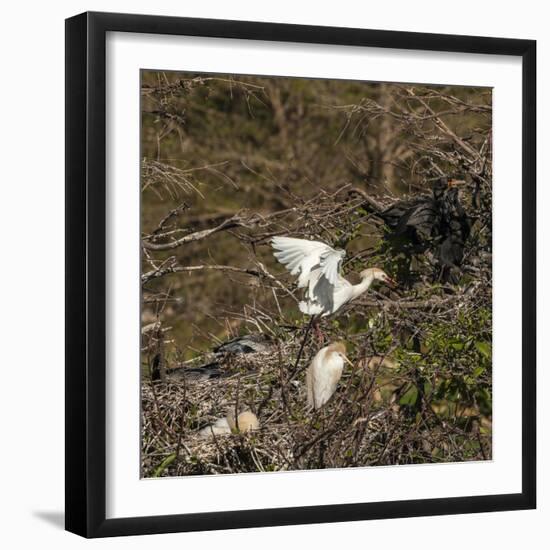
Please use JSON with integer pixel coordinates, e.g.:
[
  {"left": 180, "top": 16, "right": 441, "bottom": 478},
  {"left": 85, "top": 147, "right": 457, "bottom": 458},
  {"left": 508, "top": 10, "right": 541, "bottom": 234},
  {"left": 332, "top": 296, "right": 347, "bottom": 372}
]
[{"left": 65, "top": 11, "right": 536, "bottom": 538}]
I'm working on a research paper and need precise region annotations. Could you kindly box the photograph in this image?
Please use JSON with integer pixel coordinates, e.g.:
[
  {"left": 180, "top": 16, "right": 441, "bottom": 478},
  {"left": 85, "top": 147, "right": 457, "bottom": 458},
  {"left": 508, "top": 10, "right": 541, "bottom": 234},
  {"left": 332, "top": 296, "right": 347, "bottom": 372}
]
[{"left": 139, "top": 70, "right": 493, "bottom": 478}]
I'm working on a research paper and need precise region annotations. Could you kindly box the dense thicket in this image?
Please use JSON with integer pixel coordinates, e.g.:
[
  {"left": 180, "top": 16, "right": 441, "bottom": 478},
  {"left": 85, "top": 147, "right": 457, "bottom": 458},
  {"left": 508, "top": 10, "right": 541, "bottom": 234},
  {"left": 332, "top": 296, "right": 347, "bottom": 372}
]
[{"left": 140, "top": 71, "right": 492, "bottom": 476}]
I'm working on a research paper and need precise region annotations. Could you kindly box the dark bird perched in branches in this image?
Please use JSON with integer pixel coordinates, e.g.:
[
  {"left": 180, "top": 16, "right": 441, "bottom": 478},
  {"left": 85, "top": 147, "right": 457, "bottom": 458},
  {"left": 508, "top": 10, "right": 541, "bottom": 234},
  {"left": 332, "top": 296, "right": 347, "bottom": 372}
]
[
  {"left": 154, "top": 361, "right": 222, "bottom": 383},
  {"left": 434, "top": 185, "right": 474, "bottom": 283},
  {"left": 380, "top": 177, "right": 467, "bottom": 242},
  {"left": 213, "top": 333, "right": 273, "bottom": 354},
  {"left": 363, "top": 177, "right": 472, "bottom": 284},
  {"left": 151, "top": 334, "right": 274, "bottom": 383}
]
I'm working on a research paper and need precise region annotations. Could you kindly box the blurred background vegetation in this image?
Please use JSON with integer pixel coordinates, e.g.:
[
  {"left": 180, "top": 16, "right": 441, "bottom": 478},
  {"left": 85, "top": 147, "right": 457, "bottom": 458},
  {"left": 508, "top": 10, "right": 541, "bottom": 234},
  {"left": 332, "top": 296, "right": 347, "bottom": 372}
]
[
  {"left": 140, "top": 71, "right": 492, "bottom": 475},
  {"left": 141, "top": 72, "right": 491, "bottom": 354}
]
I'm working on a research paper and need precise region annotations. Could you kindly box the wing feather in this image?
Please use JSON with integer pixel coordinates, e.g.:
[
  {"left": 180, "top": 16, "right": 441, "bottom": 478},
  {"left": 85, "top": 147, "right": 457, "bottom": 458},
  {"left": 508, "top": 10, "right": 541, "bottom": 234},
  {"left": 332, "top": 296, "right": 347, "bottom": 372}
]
[
  {"left": 271, "top": 236, "right": 345, "bottom": 291},
  {"left": 320, "top": 249, "right": 346, "bottom": 285}
]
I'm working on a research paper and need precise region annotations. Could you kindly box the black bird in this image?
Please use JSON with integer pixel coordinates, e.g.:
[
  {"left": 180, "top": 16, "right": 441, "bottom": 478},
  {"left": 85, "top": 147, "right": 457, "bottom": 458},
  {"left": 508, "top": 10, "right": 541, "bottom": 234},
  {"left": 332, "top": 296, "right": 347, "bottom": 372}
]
[
  {"left": 213, "top": 333, "right": 273, "bottom": 355},
  {"left": 374, "top": 177, "right": 471, "bottom": 283},
  {"left": 151, "top": 334, "right": 274, "bottom": 383},
  {"left": 380, "top": 178, "right": 447, "bottom": 243},
  {"left": 151, "top": 362, "right": 223, "bottom": 383},
  {"left": 380, "top": 178, "right": 466, "bottom": 242},
  {"left": 434, "top": 186, "right": 473, "bottom": 282}
]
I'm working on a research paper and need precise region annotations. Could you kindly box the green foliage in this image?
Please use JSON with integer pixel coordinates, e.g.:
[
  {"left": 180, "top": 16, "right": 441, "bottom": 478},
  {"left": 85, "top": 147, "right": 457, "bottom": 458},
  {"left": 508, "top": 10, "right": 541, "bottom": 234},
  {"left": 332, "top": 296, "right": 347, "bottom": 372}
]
[{"left": 152, "top": 453, "right": 177, "bottom": 477}]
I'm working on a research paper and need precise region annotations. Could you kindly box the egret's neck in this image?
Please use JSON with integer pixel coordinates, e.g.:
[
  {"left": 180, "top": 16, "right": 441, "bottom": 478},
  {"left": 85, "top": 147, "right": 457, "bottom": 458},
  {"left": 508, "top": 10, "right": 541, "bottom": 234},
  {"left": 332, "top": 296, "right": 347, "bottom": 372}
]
[{"left": 351, "top": 273, "right": 375, "bottom": 299}]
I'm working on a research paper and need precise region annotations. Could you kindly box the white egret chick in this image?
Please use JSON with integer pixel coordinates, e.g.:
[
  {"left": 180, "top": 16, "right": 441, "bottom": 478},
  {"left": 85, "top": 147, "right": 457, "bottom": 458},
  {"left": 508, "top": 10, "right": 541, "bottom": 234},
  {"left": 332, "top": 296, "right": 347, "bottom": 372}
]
[
  {"left": 271, "top": 236, "right": 395, "bottom": 317},
  {"left": 306, "top": 342, "right": 354, "bottom": 410},
  {"left": 199, "top": 411, "right": 260, "bottom": 438}
]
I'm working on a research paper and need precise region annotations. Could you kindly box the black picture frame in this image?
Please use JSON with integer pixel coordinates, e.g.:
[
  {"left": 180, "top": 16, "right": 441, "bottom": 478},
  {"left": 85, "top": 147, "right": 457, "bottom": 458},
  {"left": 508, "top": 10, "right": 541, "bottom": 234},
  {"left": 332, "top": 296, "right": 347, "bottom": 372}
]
[{"left": 65, "top": 11, "right": 536, "bottom": 538}]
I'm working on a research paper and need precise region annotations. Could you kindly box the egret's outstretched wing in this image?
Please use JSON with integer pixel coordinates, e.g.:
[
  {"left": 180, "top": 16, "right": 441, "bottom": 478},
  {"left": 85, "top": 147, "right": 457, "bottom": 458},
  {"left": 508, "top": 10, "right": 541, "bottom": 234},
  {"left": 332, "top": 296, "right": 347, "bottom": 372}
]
[
  {"left": 319, "top": 248, "right": 346, "bottom": 285},
  {"left": 271, "top": 236, "right": 345, "bottom": 289}
]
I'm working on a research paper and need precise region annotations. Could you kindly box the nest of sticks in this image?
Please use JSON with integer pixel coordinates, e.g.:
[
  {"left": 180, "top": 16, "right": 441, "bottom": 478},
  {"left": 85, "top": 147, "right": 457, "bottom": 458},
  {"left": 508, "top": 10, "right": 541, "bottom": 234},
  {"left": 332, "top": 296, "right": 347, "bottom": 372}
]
[{"left": 141, "top": 316, "right": 491, "bottom": 477}]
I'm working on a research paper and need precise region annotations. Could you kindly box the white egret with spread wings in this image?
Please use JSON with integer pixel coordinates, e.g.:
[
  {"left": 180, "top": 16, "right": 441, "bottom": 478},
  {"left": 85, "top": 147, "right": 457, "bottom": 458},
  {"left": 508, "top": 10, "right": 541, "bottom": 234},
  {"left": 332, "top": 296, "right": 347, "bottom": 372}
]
[{"left": 271, "top": 236, "right": 395, "bottom": 317}]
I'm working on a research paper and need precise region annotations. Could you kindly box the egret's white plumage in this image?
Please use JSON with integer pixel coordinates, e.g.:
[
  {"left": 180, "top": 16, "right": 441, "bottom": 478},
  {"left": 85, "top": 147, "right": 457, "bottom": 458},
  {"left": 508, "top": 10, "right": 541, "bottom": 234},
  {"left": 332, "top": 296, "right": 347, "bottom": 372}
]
[
  {"left": 306, "top": 342, "right": 353, "bottom": 409},
  {"left": 199, "top": 416, "right": 232, "bottom": 438},
  {"left": 271, "top": 237, "right": 344, "bottom": 288},
  {"left": 271, "top": 236, "right": 394, "bottom": 316}
]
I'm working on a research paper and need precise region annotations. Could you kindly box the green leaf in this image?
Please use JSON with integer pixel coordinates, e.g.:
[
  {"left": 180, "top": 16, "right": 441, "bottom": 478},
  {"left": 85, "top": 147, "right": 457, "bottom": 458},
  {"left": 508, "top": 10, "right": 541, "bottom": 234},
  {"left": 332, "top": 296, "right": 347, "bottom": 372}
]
[
  {"left": 451, "top": 341, "right": 465, "bottom": 351},
  {"left": 473, "top": 366, "right": 485, "bottom": 378},
  {"left": 152, "top": 453, "right": 177, "bottom": 477},
  {"left": 399, "top": 384, "right": 419, "bottom": 406},
  {"left": 475, "top": 341, "right": 492, "bottom": 359}
]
